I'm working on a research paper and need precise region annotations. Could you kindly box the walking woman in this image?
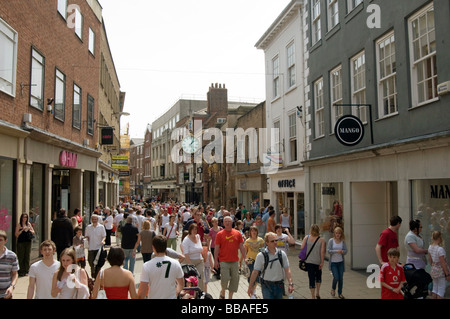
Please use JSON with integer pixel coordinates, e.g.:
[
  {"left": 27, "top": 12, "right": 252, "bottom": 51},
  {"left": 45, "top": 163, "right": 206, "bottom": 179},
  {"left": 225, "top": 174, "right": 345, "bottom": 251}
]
[
  {"left": 181, "top": 223, "right": 205, "bottom": 290},
  {"left": 428, "top": 231, "right": 450, "bottom": 299},
  {"left": 327, "top": 226, "right": 347, "bottom": 299},
  {"left": 300, "top": 224, "right": 325, "bottom": 299},
  {"left": 15, "top": 213, "right": 35, "bottom": 277}
]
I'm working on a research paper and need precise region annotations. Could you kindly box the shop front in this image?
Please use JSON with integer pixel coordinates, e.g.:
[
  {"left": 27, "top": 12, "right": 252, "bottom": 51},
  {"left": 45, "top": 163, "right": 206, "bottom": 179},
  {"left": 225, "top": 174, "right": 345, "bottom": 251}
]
[
  {"left": 267, "top": 167, "right": 305, "bottom": 241},
  {"left": 304, "top": 135, "right": 450, "bottom": 270}
]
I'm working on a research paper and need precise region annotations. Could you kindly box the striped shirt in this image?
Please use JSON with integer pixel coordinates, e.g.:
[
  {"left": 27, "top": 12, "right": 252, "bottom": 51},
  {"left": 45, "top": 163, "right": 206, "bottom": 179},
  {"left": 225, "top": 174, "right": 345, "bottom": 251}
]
[{"left": 0, "top": 247, "right": 19, "bottom": 298}]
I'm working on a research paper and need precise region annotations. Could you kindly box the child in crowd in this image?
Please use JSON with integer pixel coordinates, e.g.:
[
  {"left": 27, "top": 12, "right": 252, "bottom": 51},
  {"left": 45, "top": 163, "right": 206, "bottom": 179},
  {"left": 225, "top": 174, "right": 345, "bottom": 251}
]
[{"left": 379, "top": 248, "right": 406, "bottom": 299}]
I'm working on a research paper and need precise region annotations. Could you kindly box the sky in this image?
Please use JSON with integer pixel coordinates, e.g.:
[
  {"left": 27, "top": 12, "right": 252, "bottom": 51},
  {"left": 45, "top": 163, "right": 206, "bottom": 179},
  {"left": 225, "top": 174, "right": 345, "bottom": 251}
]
[{"left": 99, "top": 0, "right": 292, "bottom": 138}]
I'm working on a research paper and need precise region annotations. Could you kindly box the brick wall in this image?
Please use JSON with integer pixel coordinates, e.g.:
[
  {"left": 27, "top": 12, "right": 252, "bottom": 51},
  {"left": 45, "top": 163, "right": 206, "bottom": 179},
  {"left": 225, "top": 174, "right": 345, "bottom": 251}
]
[{"left": 0, "top": 0, "right": 101, "bottom": 145}]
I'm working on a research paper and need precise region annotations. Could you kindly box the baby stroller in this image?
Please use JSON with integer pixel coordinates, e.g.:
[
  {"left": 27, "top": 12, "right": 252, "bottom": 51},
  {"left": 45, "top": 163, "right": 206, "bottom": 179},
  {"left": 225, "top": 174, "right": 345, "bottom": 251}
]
[
  {"left": 401, "top": 263, "right": 432, "bottom": 299},
  {"left": 179, "top": 264, "right": 213, "bottom": 299}
]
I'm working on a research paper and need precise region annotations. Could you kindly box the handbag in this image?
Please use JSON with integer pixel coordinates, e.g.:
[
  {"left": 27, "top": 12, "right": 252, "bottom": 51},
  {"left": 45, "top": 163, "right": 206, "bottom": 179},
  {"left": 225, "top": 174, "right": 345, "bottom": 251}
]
[
  {"left": 96, "top": 269, "right": 107, "bottom": 299},
  {"left": 299, "top": 236, "right": 320, "bottom": 272}
]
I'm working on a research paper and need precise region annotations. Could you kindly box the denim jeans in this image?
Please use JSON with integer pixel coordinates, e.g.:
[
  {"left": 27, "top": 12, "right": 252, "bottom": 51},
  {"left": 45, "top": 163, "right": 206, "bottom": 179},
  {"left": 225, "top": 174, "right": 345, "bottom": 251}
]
[
  {"left": 123, "top": 249, "right": 135, "bottom": 273},
  {"left": 330, "top": 261, "right": 344, "bottom": 295},
  {"left": 261, "top": 280, "right": 284, "bottom": 299}
]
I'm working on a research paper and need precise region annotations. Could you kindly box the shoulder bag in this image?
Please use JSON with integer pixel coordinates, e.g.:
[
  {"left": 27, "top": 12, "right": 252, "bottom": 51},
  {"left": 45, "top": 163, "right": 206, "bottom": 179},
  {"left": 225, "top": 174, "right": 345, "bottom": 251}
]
[
  {"left": 298, "top": 236, "right": 320, "bottom": 272},
  {"left": 96, "top": 269, "right": 107, "bottom": 299}
]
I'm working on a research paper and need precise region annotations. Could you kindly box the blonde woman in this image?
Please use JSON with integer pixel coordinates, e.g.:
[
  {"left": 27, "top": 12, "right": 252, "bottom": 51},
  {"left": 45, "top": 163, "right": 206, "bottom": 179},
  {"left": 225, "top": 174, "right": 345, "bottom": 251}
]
[
  {"left": 428, "top": 231, "right": 450, "bottom": 299},
  {"left": 300, "top": 224, "right": 325, "bottom": 299},
  {"left": 327, "top": 227, "right": 347, "bottom": 299}
]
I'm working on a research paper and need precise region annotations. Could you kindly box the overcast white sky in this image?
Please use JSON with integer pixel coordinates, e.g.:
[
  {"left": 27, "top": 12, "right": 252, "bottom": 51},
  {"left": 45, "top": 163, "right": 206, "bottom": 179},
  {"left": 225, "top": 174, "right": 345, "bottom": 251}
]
[{"left": 100, "top": 0, "right": 291, "bottom": 138}]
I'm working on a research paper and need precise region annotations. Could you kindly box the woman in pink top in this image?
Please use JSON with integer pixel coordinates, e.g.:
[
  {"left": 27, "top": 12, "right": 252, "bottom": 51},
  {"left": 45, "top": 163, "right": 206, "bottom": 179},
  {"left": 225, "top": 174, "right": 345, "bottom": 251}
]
[{"left": 92, "top": 247, "right": 137, "bottom": 299}]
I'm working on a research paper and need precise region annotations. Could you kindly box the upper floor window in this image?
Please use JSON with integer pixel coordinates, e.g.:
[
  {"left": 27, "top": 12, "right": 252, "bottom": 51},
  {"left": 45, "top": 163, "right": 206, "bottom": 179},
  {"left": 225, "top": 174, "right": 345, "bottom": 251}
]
[
  {"left": 87, "top": 94, "right": 95, "bottom": 136},
  {"left": 312, "top": 0, "right": 322, "bottom": 44},
  {"left": 408, "top": 3, "right": 437, "bottom": 107},
  {"left": 288, "top": 113, "right": 297, "bottom": 162},
  {"left": 328, "top": 0, "right": 339, "bottom": 30},
  {"left": 330, "top": 65, "right": 343, "bottom": 133},
  {"left": 74, "top": 7, "right": 83, "bottom": 40},
  {"left": 314, "top": 78, "right": 325, "bottom": 138},
  {"left": 272, "top": 56, "right": 280, "bottom": 99},
  {"left": 351, "top": 51, "right": 367, "bottom": 123},
  {"left": 89, "top": 28, "right": 95, "bottom": 55},
  {"left": 347, "top": 0, "right": 363, "bottom": 13},
  {"left": 0, "top": 18, "right": 18, "bottom": 97},
  {"left": 57, "top": 0, "right": 68, "bottom": 19},
  {"left": 287, "top": 42, "right": 296, "bottom": 88},
  {"left": 54, "top": 69, "right": 66, "bottom": 121},
  {"left": 72, "top": 84, "right": 81, "bottom": 129},
  {"left": 30, "top": 48, "right": 45, "bottom": 110},
  {"left": 376, "top": 32, "right": 398, "bottom": 118}
]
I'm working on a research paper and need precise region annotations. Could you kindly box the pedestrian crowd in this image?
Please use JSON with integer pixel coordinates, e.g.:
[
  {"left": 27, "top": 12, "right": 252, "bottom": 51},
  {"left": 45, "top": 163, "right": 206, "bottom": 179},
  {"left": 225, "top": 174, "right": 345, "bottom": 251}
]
[{"left": 1, "top": 199, "right": 449, "bottom": 300}]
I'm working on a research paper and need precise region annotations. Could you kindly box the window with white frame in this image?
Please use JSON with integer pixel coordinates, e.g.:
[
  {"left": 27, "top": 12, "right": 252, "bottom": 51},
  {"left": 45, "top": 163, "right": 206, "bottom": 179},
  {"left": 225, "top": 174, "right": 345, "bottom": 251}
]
[
  {"left": 376, "top": 32, "right": 398, "bottom": 118},
  {"left": 288, "top": 113, "right": 297, "bottom": 162},
  {"left": 330, "top": 65, "right": 343, "bottom": 133},
  {"left": 87, "top": 94, "right": 94, "bottom": 136},
  {"left": 408, "top": 3, "right": 437, "bottom": 107},
  {"left": 57, "top": 0, "right": 68, "bottom": 19},
  {"left": 351, "top": 51, "right": 367, "bottom": 123},
  {"left": 54, "top": 69, "right": 66, "bottom": 121},
  {"left": 89, "top": 28, "right": 95, "bottom": 55},
  {"left": 287, "top": 42, "right": 296, "bottom": 88},
  {"left": 273, "top": 56, "right": 280, "bottom": 99},
  {"left": 75, "top": 7, "right": 83, "bottom": 40},
  {"left": 314, "top": 78, "right": 325, "bottom": 138},
  {"left": 328, "top": 0, "right": 339, "bottom": 30},
  {"left": 30, "top": 48, "right": 45, "bottom": 110},
  {"left": 311, "top": 0, "right": 322, "bottom": 44},
  {"left": 273, "top": 120, "right": 281, "bottom": 154},
  {"left": 347, "top": 0, "right": 363, "bottom": 13},
  {"left": 0, "top": 18, "right": 18, "bottom": 97},
  {"left": 72, "top": 84, "right": 81, "bottom": 129}
]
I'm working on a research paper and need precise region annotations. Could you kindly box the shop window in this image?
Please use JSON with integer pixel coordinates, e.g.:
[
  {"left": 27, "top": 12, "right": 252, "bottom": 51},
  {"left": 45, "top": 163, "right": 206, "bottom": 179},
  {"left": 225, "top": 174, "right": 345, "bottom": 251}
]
[
  {"left": 411, "top": 179, "right": 450, "bottom": 249},
  {"left": 314, "top": 183, "right": 344, "bottom": 243}
]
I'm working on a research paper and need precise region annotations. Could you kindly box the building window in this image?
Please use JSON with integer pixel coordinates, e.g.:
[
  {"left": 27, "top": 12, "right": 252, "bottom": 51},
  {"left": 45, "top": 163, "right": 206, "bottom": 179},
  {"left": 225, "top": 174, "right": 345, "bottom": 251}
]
[
  {"left": 347, "top": 0, "right": 363, "bottom": 13},
  {"left": 74, "top": 7, "right": 83, "bottom": 40},
  {"left": 376, "top": 32, "right": 398, "bottom": 118},
  {"left": 287, "top": 42, "right": 296, "bottom": 88},
  {"left": 351, "top": 51, "right": 367, "bottom": 123},
  {"left": 87, "top": 94, "right": 94, "bottom": 136},
  {"left": 314, "top": 78, "right": 325, "bottom": 138},
  {"left": 272, "top": 56, "right": 280, "bottom": 99},
  {"left": 88, "top": 28, "right": 95, "bottom": 55},
  {"left": 57, "top": 0, "right": 68, "bottom": 19},
  {"left": 330, "top": 65, "right": 343, "bottom": 133},
  {"left": 409, "top": 3, "right": 437, "bottom": 107},
  {"left": 289, "top": 113, "right": 297, "bottom": 162},
  {"left": 328, "top": 0, "right": 339, "bottom": 30},
  {"left": 30, "top": 48, "right": 45, "bottom": 111},
  {"left": 72, "top": 84, "right": 81, "bottom": 129},
  {"left": 312, "top": 0, "right": 322, "bottom": 44},
  {"left": 0, "top": 18, "right": 18, "bottom": 97},
  {"left": 54, "top": 69, "right": 66, "bottom": 121}
]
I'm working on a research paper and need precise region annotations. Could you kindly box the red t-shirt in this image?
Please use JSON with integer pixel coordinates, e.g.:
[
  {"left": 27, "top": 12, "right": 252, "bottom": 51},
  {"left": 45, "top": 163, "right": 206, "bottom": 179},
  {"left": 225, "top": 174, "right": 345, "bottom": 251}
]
[
  {"left": 379, "top": 263, "right": 406, "bottom": 299},
  {"left": 215, "top": 228, "right": 244, "bottom": 262},
  {"left": 377, "top": 228, "right": 398, "bottom": 263}
]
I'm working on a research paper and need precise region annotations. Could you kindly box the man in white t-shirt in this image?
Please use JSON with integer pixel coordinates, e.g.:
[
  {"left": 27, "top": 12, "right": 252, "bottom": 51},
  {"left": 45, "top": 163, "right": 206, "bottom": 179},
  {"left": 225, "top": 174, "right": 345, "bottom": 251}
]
[
  {"left": 138, "top": 235, "right": 184, "bottom": 299},
  {"left": 27, "top": 240, "right": 60, "bottom": 299}
]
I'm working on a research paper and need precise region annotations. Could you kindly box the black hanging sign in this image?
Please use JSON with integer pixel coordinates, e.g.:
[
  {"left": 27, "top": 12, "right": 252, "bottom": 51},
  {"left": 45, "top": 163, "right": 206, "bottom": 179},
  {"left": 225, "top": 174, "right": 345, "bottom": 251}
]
[{"left": 334, "top": 115, "right": 364, "bottom": 146}]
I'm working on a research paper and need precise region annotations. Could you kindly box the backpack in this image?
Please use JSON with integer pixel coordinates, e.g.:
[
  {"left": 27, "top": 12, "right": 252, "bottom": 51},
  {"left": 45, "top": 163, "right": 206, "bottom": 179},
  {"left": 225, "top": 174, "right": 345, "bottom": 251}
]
[{"left": 260, "top": 249, "right": 284, "bottom": 280}]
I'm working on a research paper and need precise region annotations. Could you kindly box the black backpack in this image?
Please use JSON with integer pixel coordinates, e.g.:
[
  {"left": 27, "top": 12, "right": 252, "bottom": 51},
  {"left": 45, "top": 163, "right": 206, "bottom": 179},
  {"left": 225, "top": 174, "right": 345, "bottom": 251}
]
[{"left": 260, "top": 249, "right": 284, "bottom": 280}]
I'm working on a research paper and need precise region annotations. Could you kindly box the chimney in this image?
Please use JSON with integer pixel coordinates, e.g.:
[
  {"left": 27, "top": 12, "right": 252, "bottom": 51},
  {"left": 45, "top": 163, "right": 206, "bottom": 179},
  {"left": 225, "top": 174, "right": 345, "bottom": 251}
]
[{"left": 207, "top": 83, "right": 228, "bottom": 115}]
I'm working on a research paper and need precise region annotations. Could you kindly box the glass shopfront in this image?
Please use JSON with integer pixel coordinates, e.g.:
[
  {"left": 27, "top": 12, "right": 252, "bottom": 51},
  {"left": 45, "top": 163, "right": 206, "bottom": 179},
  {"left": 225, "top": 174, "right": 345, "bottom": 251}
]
[
  {"left": 411, "top": 179, "right": 450, "bottom": 251},
  {"left": 0, "top": 158, "right": 14, "bottom": 250},
  {"left": 30, "top": 163, "right": 44, "bottom": 260},
  {"left": 314, "top": 182, "right": 344, "bottom": 243}
]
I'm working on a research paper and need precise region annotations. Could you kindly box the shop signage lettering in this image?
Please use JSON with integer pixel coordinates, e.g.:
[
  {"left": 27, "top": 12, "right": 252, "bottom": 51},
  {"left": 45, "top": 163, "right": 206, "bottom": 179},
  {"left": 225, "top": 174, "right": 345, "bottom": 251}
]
[
  {"left": 278, "top": 179, "right": 295, "bottom": 188},
  {"left": 322, "top": 187, "right": 336, "bottom": 195},
  {"left": 101, "top": 127, "right": 114, "bottom": 145},
  {"left": 335, "top": 115, "right": 364, "bottom": 146},
  {"left": 430, "top": 185, "right": 450, "bottom": 199},
  {"left": 59, "top": 150, "right": 78, "bottom": 168}
]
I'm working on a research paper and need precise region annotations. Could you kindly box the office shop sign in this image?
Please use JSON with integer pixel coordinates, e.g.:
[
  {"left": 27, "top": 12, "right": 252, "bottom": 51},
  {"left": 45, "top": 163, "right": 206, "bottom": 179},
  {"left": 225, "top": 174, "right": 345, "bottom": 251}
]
[{"left": 335, "top": 115, "right": 364, "bottom": 146}]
